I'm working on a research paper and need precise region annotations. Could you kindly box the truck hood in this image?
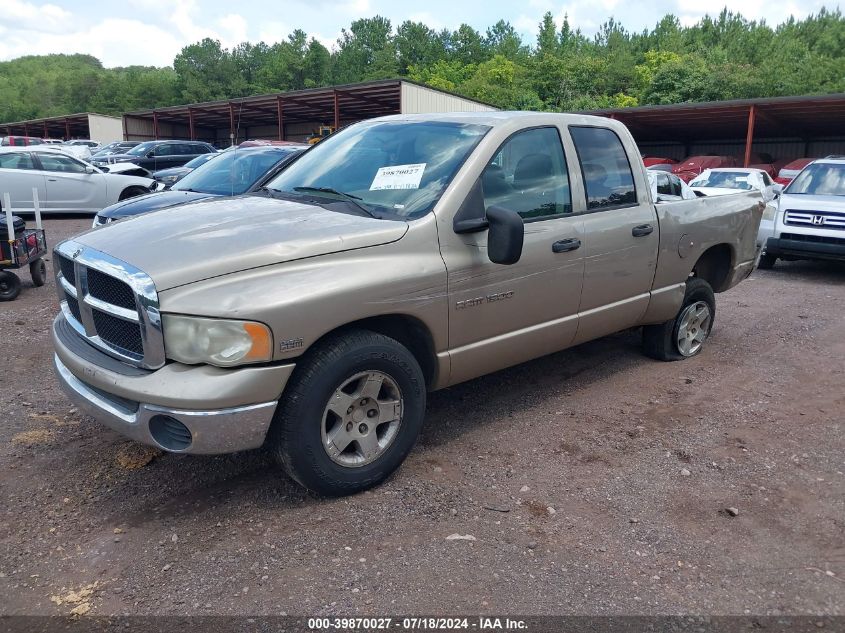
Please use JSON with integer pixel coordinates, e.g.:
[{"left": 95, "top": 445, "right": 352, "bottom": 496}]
[
  {"left": 778, "top": 193, "right": 845, "bottom": 212},
  {"left": 74, "top": 195, "right": 409, "bottom": 291}
]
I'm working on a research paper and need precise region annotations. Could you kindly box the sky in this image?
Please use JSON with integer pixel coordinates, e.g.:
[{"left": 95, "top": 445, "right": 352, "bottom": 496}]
[{"left": 0, "top": 0, "right": 837, "bottom": 68}]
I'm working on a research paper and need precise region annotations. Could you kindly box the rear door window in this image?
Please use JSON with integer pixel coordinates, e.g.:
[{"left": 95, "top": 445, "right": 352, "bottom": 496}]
[
  {"left": 0, "top": 152, "right": 36, "bottom": 169},
  {"left": 570, "top": 126, "right": 637, "bottom": 210},
  {"left": 481, "top": 127, "right": 572, "bottom": 221}
]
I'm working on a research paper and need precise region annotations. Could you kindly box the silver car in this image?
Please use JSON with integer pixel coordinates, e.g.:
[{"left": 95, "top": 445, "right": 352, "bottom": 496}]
[{"left": 0, "top": 147, "right": 154, "bottom": 214}]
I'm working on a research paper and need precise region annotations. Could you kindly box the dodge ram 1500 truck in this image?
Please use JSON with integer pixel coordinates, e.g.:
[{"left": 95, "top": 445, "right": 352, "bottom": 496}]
[{"left": 52, "top": 112, "right": 764, "bottom": 495}]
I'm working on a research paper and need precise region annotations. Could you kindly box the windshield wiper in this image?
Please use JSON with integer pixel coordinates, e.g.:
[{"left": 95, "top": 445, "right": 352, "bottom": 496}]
[{"left": 292, "top": 186, "right": 376, "bottom": 218}]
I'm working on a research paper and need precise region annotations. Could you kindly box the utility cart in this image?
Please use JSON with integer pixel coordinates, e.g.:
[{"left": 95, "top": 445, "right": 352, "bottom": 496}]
[{"left": 1, "top": 192, "right": 48, "bottom": 301}]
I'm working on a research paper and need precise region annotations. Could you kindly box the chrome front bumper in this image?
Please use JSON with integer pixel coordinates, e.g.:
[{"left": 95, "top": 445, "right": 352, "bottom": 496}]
[{"left": 54, "top": 354, "right": 278, "bottom": 454}]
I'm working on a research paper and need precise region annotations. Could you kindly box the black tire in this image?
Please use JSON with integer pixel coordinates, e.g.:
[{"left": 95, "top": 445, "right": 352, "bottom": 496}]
[
  {"left": 0, "top": 271, "right": 22, "bottom": 301},
  {"left": 29, "top": 258, "right": 47, "bottom": 286},
  {"left": 118, "top": 186, "right": 147, "bottom": 201},
  {"left": 757, "top": 253, "right": 776, "bottom": 270},
  {"left": 643, "top": 277, "right": 715, "bottom": 361},
  {"left": 268, "top": 329, "right": 426, "bottom": 496}
]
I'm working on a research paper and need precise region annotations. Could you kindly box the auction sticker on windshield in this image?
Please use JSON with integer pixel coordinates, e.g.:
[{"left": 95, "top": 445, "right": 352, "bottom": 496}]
[{"left": 370, "top": 163, "right": 426, "bottom": 190}]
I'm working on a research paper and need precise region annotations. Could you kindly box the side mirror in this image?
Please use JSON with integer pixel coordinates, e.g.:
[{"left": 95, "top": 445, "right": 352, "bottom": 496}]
[
  {"left": 486, "top": 206, "right": 524, "bottom": 265},
  {"left": 84, "top": 165, "right": 96, "bottom": 174},
  {"left": 146, "top": 151, "right": 156, "bottom": 158}
]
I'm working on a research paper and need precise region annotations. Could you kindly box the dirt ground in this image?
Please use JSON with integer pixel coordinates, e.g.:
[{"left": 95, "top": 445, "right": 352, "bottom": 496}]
[{"left": 0, "top": 216, "right": 843, "bottom": 618}]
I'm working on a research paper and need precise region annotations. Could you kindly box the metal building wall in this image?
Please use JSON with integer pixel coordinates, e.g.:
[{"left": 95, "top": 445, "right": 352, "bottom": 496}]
[
  {"left": 85, "top": 115, "right": 123, "bottom": 144},
  {"left": 400, "top": 83, "right": 496, "bottom": 114}
]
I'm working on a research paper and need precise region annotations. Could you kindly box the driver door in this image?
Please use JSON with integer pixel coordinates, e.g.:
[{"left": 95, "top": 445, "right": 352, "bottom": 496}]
[{"left": 438, "top": 126, "right": 585, "bottom": 386}]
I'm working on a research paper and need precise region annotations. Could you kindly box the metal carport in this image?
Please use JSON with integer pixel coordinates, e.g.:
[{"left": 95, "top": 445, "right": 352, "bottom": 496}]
[{"left": 589, "top": 93, "right": 845, "bottom": 165}]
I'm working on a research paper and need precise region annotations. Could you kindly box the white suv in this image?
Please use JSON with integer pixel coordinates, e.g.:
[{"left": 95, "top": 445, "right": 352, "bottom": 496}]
[{"left": 757, "top": 157, "right": 845, "bottom": 268}]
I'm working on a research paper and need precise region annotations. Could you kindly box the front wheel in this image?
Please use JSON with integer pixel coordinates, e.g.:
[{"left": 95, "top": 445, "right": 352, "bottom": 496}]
[
  {"left": 268, "top": 329, "right": 426, "bottom": 496},
  {"left": 757, "top": 253, "right": 776, "bottom": 270},
  {"left": 118, "top": 186, "right": 148, "bottom": 201},
  {"left": 643, "top": 278, "right": 715, "bottom": 361}
]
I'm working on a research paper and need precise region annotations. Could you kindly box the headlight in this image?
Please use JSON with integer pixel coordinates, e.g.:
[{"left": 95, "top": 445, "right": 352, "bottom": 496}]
[
  {"left": 162, "top": 315, "right": 273, "bottom": 367},
  {"left": 762, "top": 203, "right": 778, "bottom": 222}
]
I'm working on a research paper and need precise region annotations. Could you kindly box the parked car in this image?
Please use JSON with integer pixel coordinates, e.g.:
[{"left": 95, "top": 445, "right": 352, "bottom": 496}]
[
  {"left": 642, "top": 156, "right": 677, "bottom": 168},
  {"left": 673, "top": 156, "right": 738, "bottom": 182},
  {"left": 239, "top": 139, "right": 306, "bottom": 148},
  {"left": 41, "top": 139, "right": 64, "bottom": 145},
  {"left": 0, "top": 147, "right": 154, "bottom": 214},
  {"left": 646, "top": 163, "right": 675, "bottom": 173},
  {"left": 648, "top": 170, "right": 696, "bottom": 201},
  {"left": 757, "top": 157, "right": 845, "bottom": 268},
  {"left": 774, "top": 158, "right": 815, "bottom": 186},
  {"left": 53, "top": 112, "right": 763, "bottom": 496},
  {"left": 93, "top": 145, "right": 305, "bottom": 225},
  {"left": 689, "top": 168, "right": 780, "bottom": 202},
  {"left": 63, "top": 139, "right": 101, "bottom": 154},
  {"left": 1, "top": 136, "right": 44, "bottom": 146},
  {"left": 90, "top": 140, "right": 217, "bottom": 172},
  {"left": 151, "top": 152, "right": 220, "bottom": 186},
  {"left": 92, "top": 141, "right": 141, "bottom": 159}
]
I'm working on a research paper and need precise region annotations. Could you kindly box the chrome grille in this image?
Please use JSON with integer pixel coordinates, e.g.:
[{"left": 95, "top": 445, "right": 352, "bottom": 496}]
[
  {"left": 784, "top": 210, "right": 845, "bottom": 231},
  {"left": 86, "top": 268, "right": 136, "bottom": 310},
  {"left": 58, "top": 256, "right": 76, "bottom": 286},
  {"left": 92, "top": 309, "right": 144, "bottom": 355},
  {"left": 53, "top": 241, "right": 164, "bottom": 369}
]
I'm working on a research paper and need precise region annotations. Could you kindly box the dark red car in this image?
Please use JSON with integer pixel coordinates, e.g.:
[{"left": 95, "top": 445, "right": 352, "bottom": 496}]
[
  {"left": 0, "top": 136, "right": 44, "bottom": 146},
  {"left": 642, "top": 156, "right": 677, "bottom": 168},
  {"left": 774, "top": 158, "right": 815, "bottom": 186},
  {"left": 672, "top": 156, "right": 738, "bottom": 182}
]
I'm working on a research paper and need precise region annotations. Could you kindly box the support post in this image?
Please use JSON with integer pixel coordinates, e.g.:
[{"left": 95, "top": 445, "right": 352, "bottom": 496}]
[
  {"left": 64, "top": 119, "right": 70, "bottom": 141},
  {"left": 188, "top": 108, "right": 195, "bottom": 141},
  {"left": 277, "top": 97, "right": 285, "bottom": 141},
  {"left": 42, "top": 122, "right": 48, "bottom": 139},
  {"left": 24, "top": 123, "right": 29, "bottom": 137},
  {"left": 229, "top": 102, "right": 236, "bottom": 146},
  {"left": 122, "top": 116, "right": 128, "bottom": 142},
  {"left": 743, "top": 105, "right": 756, "bottom": 168},
  {"left": 333, "top": 89, "right": 340, "bottom": 130},
  {"left": 152, "top": 111, "right": 160, "bottom": 140}
]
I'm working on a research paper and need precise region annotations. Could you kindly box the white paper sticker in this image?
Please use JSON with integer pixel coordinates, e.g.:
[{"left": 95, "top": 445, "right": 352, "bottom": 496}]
[{"left": 370, "top": 163, "right": 426, "bottom": 191}]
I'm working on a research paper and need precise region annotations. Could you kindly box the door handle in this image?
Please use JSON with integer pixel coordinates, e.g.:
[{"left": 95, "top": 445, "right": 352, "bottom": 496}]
[
  {"left": 47, "top": 178, "right": 57, "bottom": 182},
  {"left": 552, "top": 238, "right": 581, "bottom": 253},
  {"left": 632, "top": 224, "right": 654, "bottom": 237}
]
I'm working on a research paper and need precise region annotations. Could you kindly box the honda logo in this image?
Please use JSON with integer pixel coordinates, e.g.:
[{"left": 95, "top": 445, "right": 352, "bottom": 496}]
[{"left": 812, "top": 215, "right": 826, "bottom": 225}]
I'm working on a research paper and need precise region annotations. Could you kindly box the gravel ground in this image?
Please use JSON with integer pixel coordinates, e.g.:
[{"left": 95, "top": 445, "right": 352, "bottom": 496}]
[{"left": 0, "top": 216, "right": 843, "bottom": 617}]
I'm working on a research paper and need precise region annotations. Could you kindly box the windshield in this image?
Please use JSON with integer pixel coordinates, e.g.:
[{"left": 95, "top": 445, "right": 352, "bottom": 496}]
[
  {"left": 265, "top": 120, "right": 489, "bottom": 219},
  {"left": 183, "top": 153, "right": 218, "bottom": 169},
  {"left": 786, "top": 162, "right": 845, "bottom": 196},
  {"left": 690, "top": 171, "right": 754, "bottom": 190},
  {"left": 127, "top": 142, "right": 156, "bottom": 156},
  {"left": 173, "top": 149, "right": 292, "bottom": 195}
]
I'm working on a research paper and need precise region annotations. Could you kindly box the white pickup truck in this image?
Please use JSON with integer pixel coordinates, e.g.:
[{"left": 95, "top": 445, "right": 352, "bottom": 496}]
[{"left": 52, "top": 112, "right": 764, "bottom": 495}]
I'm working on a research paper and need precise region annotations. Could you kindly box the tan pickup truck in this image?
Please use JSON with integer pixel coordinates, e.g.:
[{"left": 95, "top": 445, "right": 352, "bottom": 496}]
[{"left": 52, "top": 112, "right": 764, "bottom": 495}]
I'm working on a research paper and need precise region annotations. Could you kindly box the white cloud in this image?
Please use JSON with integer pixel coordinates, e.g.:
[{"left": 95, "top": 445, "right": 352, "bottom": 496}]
[
  {"left": 0, "top": 18, "right": 183, "bottom": 67},
  {"left": 3, "top": 0, "right": 73, "bottom": 33}
]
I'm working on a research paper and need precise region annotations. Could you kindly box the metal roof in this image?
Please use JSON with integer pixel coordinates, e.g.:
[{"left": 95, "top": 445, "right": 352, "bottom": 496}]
[
  {"left": 588, "top": 93, "right": 845, "bottom": 142},
  {"left": 124, "top": 79, "right": 495, "bottom": 126}
]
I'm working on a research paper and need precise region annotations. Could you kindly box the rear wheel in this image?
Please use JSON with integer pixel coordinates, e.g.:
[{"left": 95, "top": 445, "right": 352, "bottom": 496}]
[
  {"left": 118, "top": 186, "right": 148, "bottom": 201},
  {"left": 757, "top": 253, "right": 776, "bottom": 270},
  {"left": 0, "top": 271, "right": 21, "bottom": 301},
  {"left": 29, "top": 258, "right": 47, "bottom": 286},
  {"left": 643, "top": 278, "right": 715, "bottom": 361},
  {"left": 268, "top": 329, "right": 426, "bottom": 496}
]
